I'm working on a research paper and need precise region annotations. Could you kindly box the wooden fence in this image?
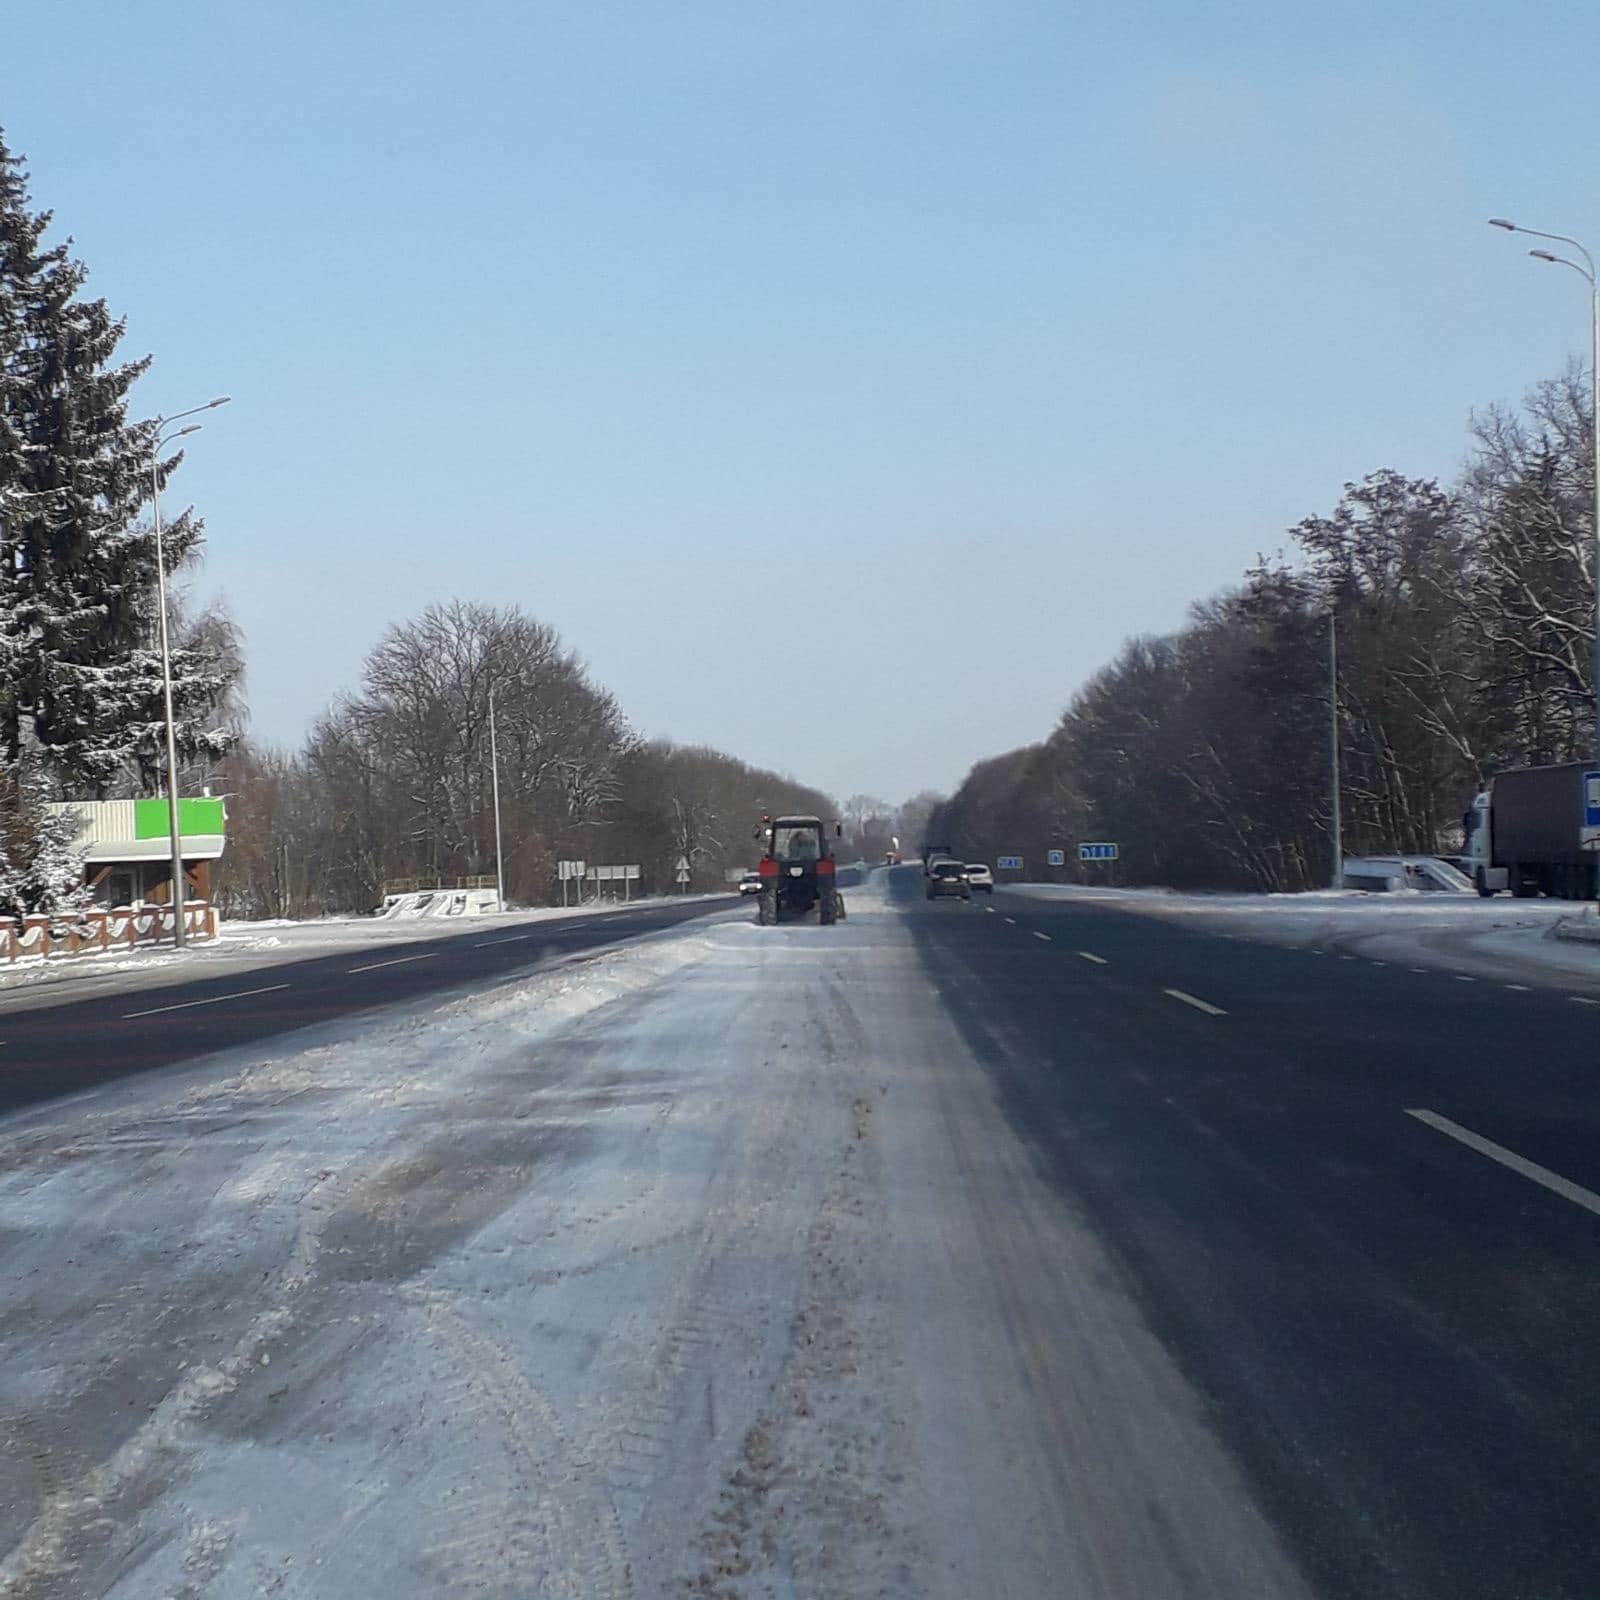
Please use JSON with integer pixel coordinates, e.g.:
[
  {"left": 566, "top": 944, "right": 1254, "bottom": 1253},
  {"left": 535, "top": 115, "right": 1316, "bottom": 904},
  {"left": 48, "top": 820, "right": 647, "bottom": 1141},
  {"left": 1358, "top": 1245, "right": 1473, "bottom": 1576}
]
[{"left": 0, "top": 902, "right": 219, "bottom": 964}]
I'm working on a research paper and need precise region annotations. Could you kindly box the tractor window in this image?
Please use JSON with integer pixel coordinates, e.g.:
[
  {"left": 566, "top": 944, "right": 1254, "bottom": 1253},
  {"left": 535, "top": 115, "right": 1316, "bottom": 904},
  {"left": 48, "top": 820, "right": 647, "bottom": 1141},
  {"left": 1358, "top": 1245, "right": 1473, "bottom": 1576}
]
[{"left": 774, "top": 826, "right": 820, "bottom": 861}]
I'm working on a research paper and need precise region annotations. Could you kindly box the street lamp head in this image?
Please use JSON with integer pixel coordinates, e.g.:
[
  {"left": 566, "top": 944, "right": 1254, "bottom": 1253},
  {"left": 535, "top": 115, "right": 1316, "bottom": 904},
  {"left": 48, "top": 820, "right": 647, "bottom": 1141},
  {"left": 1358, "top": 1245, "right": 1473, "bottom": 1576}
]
[
  {"left": 1530, "top": 249, "right": 1559, "bottom": 263},
  {"left": 1488, "top": 217, "right": 1518, "bottom": 231},
  {"left": 169, "top": 424, "right": 202, "bottom": 443},
  {"left": 207, "top": 396, "right": 231, "bottom": 409}
]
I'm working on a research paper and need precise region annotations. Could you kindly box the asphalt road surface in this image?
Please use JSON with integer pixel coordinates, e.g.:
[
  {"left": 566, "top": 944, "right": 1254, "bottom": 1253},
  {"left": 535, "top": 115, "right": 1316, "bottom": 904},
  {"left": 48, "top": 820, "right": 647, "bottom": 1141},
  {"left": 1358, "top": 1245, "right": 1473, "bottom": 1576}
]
[
  {"left": 0, "top": 897, "right": 737, "bottom": 1119},
  {"left": 0, "top": 867, "right": 1594, "bottom": 1597}
]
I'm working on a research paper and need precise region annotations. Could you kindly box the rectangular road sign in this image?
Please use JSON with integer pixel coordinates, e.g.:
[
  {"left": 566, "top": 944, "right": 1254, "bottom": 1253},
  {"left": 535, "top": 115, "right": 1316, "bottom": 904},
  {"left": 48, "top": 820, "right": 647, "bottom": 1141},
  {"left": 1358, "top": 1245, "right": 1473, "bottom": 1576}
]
[
  {"left": 1079, "top": 842, "right": 1119, "bottom": 862},
  {"left": 997, "top": 855, "right": 1023, "bottom": 871},
  {"left": 1047, "top": 848, "right": 1066, "bottom": 867},
  {"left": 557, "top": 859, "right": 586, "bottom": 880},
  {"left": 1574, "top": 774, "right": 1600, "bottom": 851}
]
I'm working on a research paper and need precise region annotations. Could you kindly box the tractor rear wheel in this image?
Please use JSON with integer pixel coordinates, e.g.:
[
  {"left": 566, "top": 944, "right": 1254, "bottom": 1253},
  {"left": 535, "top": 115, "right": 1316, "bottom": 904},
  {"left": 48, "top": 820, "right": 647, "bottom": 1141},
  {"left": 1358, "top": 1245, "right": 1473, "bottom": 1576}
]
[
  {"left": 758, "top": 888, "right": 778, "bottom": 925},
  {"left": 819, "top": 888, "right": 837, "bottom": 926}
]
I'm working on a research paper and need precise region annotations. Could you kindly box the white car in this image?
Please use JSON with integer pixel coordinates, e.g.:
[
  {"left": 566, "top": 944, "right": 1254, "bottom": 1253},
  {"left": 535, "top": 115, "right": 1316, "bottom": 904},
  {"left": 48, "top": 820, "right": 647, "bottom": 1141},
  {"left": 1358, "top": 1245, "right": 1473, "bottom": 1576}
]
[
  {"left": 964, "top": 863, "right": 995, "bottom": 893},
  {"left": 737, "top": 871, "right": 764, "bottom": 897}
]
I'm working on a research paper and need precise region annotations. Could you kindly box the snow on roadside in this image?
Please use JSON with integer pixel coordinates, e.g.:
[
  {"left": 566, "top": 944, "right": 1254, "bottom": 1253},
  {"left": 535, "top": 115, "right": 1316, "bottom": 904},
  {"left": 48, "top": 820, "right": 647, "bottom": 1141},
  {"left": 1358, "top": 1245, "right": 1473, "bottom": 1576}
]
[
  {"left": 0, "top": 921, "right": 725, "bottom": 1595},
  {"left": 1004, "top": 882, "right": 1600, "bottom": 986}
]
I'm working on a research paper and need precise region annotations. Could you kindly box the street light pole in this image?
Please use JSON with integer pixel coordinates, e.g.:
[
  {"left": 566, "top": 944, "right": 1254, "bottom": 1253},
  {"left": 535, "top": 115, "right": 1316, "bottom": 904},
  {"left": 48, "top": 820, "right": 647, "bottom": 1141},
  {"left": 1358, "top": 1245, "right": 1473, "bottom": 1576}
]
[
  {"left": 1489, "top": 218, "right": 1600, "bottom": 765},
  {"left": 1329, "top": 610, "right": 1343, "bottom": 890},
  {"left": 149, "top": 397, "right": 231, "bottom": 947},
  {"left": 488, "top": 683, "right": 506, "bottom": 914}
]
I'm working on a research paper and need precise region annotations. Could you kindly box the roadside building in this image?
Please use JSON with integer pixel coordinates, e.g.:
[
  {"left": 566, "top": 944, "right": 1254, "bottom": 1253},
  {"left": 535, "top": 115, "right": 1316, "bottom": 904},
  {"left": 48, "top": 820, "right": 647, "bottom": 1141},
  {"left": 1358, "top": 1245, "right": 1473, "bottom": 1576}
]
[{"left": 45, "top": 797, "right": 227, "bottom": 908}]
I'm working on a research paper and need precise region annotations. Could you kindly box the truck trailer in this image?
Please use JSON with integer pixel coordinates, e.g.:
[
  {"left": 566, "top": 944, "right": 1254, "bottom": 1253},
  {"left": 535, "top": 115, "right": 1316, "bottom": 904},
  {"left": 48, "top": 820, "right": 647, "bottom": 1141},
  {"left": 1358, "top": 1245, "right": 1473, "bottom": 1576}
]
[{"left": 1463, "top": 762, "right": 1600, "bottom": 899}]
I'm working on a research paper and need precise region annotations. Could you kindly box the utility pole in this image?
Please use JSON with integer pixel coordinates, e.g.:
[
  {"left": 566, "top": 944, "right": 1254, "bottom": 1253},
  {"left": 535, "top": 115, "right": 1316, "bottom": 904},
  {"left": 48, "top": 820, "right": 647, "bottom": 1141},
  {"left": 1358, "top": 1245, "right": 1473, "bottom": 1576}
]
[
  {"left": 149, "top": 397, "right": 230, "bottom": 947},
  {"left": 1330, "top": 610, "right": 1343, "bottom": 889},
  {"left": 488, "top": 683, "right": 506, "bottom": 914}
]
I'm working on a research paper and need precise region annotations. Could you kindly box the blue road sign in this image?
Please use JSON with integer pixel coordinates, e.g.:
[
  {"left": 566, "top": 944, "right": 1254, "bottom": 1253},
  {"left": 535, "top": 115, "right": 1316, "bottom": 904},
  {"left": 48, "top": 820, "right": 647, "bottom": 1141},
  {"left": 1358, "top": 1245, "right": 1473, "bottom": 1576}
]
[
  {"left": 1585, "top": 771, "right": 1600, "bottom": 829},
  {"left": 1079, "top": 842, "right": 1119, "bottom": 862},
  {"left": 997, "top": 855, "right": 1023, "bottom": 871},
  {"left": 1047, "top": 848, "right": 1066, "bottom": 867}
]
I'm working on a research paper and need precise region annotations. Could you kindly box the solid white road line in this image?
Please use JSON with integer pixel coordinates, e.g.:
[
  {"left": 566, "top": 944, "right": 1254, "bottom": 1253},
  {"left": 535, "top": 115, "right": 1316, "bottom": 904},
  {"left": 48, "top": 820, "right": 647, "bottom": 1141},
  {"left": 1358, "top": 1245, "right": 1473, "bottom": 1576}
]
[
  {"left": 1078, "top": 951, "right": 1108, "bottom": 965},
  {"left": 1033, "top": 931, "right": 1053, "bottom": 943},
  {"left": 1405, "top": 1108, "right": 1600, "bottom": 1220},
  {"left": 123, "top": 983, "right": 290, "bottom": 1020},
  {"left": 347, "top": 953, "right": 438, "bottom": 975},
  {"left": 473, "top": 933, "right": 535, "bottom": 947},
  {"left": 1163, "top": 988, "right": 1227, "bottom": 1017}
]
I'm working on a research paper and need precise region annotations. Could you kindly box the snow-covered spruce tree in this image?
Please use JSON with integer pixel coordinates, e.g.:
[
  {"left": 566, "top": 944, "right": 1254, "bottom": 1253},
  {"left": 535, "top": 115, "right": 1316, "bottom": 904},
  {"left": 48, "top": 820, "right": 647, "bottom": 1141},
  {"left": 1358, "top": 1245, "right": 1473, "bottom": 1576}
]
[
  {"left": 0, "top": 760, "right": 86, "bottom": 921},
  {"left": 0, "top": 128, "right": 235, "bottom": 796}
]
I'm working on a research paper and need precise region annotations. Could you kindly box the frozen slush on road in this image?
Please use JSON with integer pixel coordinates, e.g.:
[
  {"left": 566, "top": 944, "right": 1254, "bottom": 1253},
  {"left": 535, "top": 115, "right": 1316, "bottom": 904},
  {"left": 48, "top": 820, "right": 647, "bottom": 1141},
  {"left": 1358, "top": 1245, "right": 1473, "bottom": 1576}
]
[{"left": 0, "top": 882, "right": 1305, "bottom": 1599}]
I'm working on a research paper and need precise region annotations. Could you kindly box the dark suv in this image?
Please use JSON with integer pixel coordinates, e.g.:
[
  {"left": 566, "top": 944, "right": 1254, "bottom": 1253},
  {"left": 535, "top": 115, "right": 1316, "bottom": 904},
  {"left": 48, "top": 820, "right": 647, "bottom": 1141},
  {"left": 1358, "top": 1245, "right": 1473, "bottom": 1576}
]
[{"left": 926, "top": 860, "right": 970, "bottom": 901}]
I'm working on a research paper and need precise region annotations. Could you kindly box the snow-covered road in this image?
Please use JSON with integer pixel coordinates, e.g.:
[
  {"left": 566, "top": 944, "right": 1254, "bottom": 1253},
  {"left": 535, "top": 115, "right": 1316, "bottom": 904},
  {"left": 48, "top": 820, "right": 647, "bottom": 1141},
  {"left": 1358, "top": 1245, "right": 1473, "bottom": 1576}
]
[{"left": 0, "top": 878, "right": 1305, "bottom": 1599}]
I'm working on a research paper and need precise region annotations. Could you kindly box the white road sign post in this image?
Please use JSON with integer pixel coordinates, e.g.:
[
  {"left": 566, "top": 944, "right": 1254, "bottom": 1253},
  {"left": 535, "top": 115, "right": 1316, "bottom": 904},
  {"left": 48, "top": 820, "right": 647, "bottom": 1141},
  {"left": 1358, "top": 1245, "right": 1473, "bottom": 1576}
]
[
  {"left": 557, "top": 859, "right": 586, "bottom": 908},
  {"left": 675, "top": 855, "right": 692, "bottom": 893}
]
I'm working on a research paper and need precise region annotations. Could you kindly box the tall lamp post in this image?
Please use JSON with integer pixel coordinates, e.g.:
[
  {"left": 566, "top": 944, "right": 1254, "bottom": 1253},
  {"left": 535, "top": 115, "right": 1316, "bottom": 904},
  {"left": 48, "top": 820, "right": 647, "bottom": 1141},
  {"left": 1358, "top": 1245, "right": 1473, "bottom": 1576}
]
[
  {"left": 150, "top": 397, "right": 230, "bottom": 947},
  {"left": 488, "top": 682, "right": 506, "bottom": 914},
  {"left": 1488, "top": 218, "right": 1600, "bottom": 766},
  {"left": 1329, "top": 610, "right": 1343, "bottom": 889}
]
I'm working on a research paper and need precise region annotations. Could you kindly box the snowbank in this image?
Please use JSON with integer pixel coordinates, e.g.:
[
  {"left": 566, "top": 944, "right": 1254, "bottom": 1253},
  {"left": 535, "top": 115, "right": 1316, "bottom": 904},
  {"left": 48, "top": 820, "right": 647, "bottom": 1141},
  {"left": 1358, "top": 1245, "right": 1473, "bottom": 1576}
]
[{"left": 1003, "top": 882, "right": 1600, "bottom": 986}]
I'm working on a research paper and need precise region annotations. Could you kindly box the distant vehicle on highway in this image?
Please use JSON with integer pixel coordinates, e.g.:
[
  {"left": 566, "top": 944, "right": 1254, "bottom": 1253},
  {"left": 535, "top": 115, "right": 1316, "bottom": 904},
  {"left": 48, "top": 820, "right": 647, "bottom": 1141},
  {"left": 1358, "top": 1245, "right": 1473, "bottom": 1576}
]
[
  {"left": 964, "top": 863, "right": 995, "bottom": 893},
  {"left": 1464, "top": 763, "right": 1600, "bottom": 898},
  {"left": 737, "top": 870, "right": 763, "bottom": 897},
  {"left": 921, "top": 842, "right": 955, "bottom": 876},
  {"left": 926, "top": 860, "right": 971, "bottom": 902}
]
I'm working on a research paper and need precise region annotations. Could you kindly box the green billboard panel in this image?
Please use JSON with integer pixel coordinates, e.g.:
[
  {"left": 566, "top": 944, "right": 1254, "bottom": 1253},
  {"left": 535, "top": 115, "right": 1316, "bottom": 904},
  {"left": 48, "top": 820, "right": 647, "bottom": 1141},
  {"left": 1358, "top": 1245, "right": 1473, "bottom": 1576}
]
[{"left": 133, "top": 797, "right": 226, "bottom": 840}]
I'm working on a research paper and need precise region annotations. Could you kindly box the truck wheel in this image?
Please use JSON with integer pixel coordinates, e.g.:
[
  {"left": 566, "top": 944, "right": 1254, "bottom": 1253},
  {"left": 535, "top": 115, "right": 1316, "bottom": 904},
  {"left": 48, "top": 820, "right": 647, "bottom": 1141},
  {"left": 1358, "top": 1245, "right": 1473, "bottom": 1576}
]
[{"left": 758, "top": 888, "right": 777, "bottom": 925}]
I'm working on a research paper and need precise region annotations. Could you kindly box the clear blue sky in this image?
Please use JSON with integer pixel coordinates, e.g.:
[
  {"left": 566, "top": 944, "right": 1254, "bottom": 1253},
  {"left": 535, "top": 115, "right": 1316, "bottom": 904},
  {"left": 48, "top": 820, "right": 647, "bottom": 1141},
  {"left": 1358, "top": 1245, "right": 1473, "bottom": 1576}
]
[{"left": 8, "top": 0, "right": 1600, "bottom": 805}]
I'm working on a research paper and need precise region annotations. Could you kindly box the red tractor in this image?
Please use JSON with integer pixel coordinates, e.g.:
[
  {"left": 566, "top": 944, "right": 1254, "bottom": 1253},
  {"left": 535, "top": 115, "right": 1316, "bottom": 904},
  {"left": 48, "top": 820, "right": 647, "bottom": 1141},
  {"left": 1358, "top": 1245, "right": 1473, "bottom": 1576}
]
[{"left": 753, "top": 815, "right": 844, "bottom": 925}]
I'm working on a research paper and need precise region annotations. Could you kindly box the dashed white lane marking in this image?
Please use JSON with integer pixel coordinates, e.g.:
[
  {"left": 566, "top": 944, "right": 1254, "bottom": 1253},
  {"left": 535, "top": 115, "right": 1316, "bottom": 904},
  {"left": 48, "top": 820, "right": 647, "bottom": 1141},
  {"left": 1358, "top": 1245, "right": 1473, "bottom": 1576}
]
[
  {"left": 1078, "top": 951, "right": 1108, "bottom": 965},
  {"left": 1505, "top": 984, "right": 1531, "bottom": 993},
  {"left": 1410, "top": 967, "right": 1429, "bottom": 975},
  {"left": 1454, "top": 975, "right": 1477, "bottom": 984},
  {"left": 1570, "top": 996, "right": 1600, "bottom": 1007},
  {"left": 1033, "top": 931, "right": 1053, "bottom": 942},
  {"left": 124, "top": 983, "right": 290, "bottom": 1020},
  {"left": 1338, "top": 955, "right": 1357, "bottom": 962},
  {"left": 1369, "top": 959, "right": 1388, "bottom": 967},
  {"left": 1405, "top": 1108, "right": 1600, "bottom": 1220},
  {"left": 1308, "top": 949, "right": 1326, "bottom": 957},
  {"left": 473, "top": 933, "right": 534, "bottom": 947},
  {"left": 348, "top": 953, "right": 438, "bottom": 975},
  {"left": 1163, "top": 988, "right": 1227, "bottom": 1017},
  {"left": 1004, "top": 916, "right": 1017, "bottom": 925},
  {"left": 985, "top": 905, "right": 996, "bottom": 914}
]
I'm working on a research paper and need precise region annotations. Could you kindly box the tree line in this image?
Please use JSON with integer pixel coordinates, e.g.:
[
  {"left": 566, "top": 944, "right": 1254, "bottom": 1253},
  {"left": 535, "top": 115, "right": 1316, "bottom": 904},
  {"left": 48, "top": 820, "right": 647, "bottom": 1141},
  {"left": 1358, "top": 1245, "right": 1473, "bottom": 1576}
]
[
  {"left": 0, "top": 128, "right": 834, "bottom": 920},
  {"left": 213, "top": 600, "right": 837, "bottom": 916},
  {"left": 930, "top": 369, "right": 1599, "bottom": 892}
]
